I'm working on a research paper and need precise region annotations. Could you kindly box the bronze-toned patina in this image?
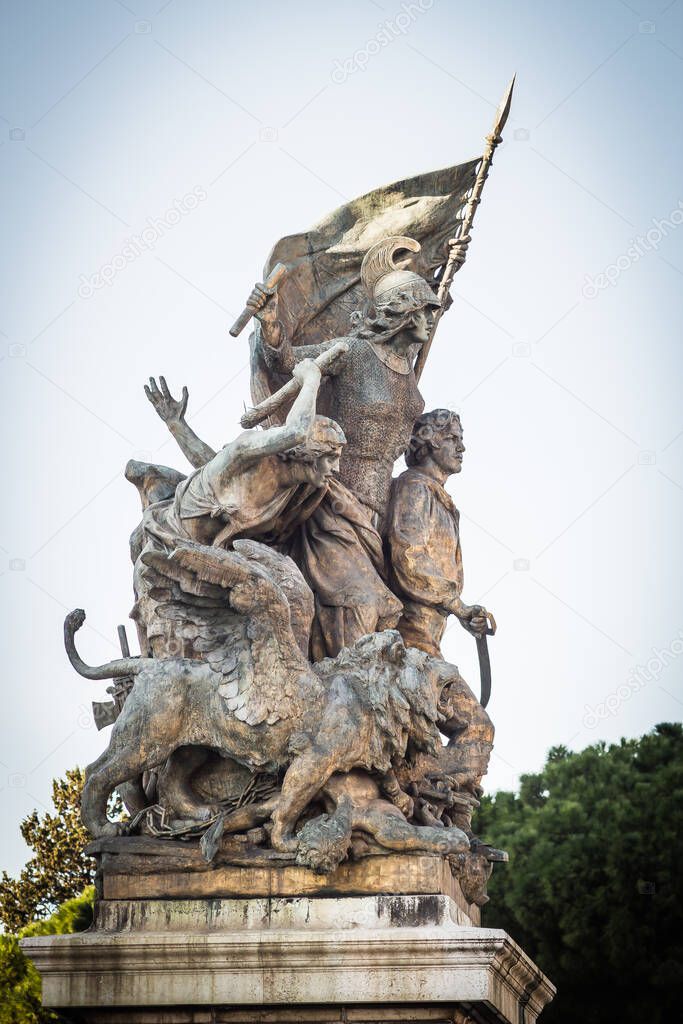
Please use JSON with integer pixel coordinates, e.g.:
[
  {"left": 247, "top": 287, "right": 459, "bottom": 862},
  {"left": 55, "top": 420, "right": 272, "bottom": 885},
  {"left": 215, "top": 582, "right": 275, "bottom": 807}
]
[
  {"left": 62, "top": 88, "right": 514, "bottom": 908},
  {"left": 387, "top": 409, "right": 496, "bottom": 835}
]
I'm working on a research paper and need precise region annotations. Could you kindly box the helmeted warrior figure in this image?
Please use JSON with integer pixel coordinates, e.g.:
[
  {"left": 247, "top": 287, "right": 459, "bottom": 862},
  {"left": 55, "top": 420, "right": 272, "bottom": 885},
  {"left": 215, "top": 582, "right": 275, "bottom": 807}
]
[{"left": 248, "top": 236, "right": 444, "bottom": 525}]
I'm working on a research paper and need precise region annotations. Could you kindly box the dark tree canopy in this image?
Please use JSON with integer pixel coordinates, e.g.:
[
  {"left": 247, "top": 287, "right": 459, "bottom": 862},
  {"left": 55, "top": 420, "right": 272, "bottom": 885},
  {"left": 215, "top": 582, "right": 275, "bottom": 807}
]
[{"left": 475, "top": 723, "right": 683, "bottom": 1024}]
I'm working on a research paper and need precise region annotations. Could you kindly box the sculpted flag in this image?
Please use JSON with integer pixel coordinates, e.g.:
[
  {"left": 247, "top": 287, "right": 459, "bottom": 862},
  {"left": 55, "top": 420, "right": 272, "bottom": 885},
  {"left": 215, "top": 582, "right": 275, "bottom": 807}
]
[{"left": 250, "top": 160, "right": 479, "bottom": 405}]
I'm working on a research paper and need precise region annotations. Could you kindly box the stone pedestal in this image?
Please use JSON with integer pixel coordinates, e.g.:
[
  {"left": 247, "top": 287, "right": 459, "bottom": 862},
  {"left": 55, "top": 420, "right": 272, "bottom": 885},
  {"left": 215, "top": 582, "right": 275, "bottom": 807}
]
[
  {"left": 93, "top": 844, "right": 484, "bottom": 923},
  {"left": 23, "top": 858, "right": 554, "bottom": 1024}
]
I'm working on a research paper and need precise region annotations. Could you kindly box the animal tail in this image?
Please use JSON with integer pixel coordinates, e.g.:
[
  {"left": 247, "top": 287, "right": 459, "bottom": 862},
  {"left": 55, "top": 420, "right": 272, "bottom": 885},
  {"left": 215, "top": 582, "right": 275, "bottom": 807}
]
[{"left": 64, "top": 609, "right": 149, "bottom": 680}]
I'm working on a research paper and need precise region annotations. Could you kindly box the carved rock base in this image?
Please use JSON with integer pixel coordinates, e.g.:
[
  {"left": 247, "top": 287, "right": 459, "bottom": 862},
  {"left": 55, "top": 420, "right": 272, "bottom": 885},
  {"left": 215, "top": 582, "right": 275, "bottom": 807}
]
[
  {"left": 89, "top": 845, "right": 483, "bottom": 924},
  {"left": 23, "top": 892, "right": 554, "bottom": 1024}
]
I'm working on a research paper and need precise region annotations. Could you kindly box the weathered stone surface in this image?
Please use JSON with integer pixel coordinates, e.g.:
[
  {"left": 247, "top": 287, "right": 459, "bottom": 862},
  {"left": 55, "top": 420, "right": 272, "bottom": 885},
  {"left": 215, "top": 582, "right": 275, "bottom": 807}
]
[
  {"left": 93, "top": 851, "right": 480, "bottom": 926},
  {"left": 22, "top": 87, "right": 555, "bottom": 1023},
  {"left": 92, "top": 895, "right": 471, "bottom": 932},
  {"left": 19, "top": 1008, "right": 517, "bottom": 1023},
  {"left": 62, "top": 221, "right": 504, "bottom": 886},
  {"left": 22, "top": 895, "right": 554, "bottom": 1022},
  {"left": 59, "top": 221, "right": 507, "bottom": 892}
]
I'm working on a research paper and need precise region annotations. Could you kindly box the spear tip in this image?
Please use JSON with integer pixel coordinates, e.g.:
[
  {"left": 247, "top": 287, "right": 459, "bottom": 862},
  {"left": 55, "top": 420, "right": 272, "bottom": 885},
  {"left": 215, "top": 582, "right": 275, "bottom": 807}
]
[{"left": 493, "top": 73, "right": 516, "bottom": 137}]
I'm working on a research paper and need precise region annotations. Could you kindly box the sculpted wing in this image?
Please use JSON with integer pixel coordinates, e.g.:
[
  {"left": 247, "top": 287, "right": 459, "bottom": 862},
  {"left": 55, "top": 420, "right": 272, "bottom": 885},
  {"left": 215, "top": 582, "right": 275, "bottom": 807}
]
[{"left": 142, "top": 538, "right": 315, "bottom": 726}]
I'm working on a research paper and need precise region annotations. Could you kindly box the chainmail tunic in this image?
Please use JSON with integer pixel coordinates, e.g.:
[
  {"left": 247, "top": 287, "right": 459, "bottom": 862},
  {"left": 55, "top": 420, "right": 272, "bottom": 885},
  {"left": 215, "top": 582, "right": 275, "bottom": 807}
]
[{"left": 257, "top": 330, "right": 424, "bottom": 521}]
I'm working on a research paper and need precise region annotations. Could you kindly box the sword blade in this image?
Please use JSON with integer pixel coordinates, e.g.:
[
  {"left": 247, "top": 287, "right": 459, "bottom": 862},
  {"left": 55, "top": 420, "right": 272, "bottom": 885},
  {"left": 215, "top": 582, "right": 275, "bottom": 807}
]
[{"left": 476, "top": 634, "right": 492, "bottom": 709}]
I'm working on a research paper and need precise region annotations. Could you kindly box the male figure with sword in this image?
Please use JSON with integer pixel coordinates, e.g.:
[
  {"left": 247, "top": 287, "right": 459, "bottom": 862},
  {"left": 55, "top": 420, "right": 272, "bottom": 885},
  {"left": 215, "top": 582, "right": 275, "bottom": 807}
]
[
  {"left": 387, "top": 409, "right": 495, "bottom": 668},
  {"left": 387, "top": 409, "right": 497, "bottom": 831}
]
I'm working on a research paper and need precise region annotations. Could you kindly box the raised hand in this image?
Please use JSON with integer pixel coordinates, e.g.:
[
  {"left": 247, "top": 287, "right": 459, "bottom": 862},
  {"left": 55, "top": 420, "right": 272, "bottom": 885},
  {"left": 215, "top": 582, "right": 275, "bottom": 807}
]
[
  {"left": 144, "top": 376, "right": 189, "bottom": 426},
  {"left": 292, "top": 357, "right": 322, "bottom": 388},
  {"left": 246, "top": 281, "right": 279, "bottom": 329}
]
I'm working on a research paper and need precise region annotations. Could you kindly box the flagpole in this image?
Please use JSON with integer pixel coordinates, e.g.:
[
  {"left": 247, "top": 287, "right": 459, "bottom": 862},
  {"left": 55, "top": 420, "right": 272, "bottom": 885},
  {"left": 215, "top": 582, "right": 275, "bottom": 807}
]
[{"left": 414, "top": 75, "right": 515, "bottom": 383}]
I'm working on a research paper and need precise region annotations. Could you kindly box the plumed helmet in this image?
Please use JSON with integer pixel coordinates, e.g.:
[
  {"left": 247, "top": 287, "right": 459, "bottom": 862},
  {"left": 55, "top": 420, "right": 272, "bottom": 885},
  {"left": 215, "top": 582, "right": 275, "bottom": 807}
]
[{"left": 360, "top": 236, "right": 441, "bottom": 311}]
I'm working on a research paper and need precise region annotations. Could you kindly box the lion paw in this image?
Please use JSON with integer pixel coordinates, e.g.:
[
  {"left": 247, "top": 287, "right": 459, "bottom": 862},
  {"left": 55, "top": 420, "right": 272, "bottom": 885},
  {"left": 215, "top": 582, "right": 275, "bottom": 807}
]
[
  {"left": 433, "top": 826, "right": 470, "bottom": 854},
  {"left": 91, "top": 820, "right": 125, "bottom": 839},
  {"left": 270, "top": 823, "right": 298, "bottom": 854}
]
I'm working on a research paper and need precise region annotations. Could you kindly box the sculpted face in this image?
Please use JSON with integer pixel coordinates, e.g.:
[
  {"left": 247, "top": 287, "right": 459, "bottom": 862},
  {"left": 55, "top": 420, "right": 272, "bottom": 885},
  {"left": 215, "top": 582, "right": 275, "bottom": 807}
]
[
  {"left": 409, "top": 306, "right": 436, "bottom": 345},
  {"left": 301, "top": 446, "right": 342, "bottom": 487},
  {"left": 317, "top": 448, "right": 342, "bottom": 479},
  {"left": 433, "top": 421, "right": 465, "bottom": 475}
]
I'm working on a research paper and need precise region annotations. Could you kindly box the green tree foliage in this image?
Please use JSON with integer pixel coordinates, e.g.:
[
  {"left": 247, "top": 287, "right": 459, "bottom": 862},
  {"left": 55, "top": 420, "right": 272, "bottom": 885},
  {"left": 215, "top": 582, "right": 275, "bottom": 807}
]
[
  {"left": 0, "top": 769, "right": 122, "bottom": 934},
  {"left": 21, "top": 888, "right": 95, "bottom": 939},
  {"left": 0, "top": 935, "right": 50, "bottom": 1024},
  {"left": 0, "top": 769, "right": 94, "bottom": 935},
  {"left": 476, "top": 723, "right": 683, "bottom": 1024},
  {"left": 0, "top": 888, "right": 94, "bottom": 1024},
  {"left": 0, "top": 767, "right": 121, "bottom": 1021}
]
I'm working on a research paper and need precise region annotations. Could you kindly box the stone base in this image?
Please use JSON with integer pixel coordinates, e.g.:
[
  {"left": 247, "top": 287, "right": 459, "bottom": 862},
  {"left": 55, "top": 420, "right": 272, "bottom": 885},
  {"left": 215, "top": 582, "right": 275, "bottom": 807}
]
[
  {"left": 23, "top": 892, "right": 554, "bottom": 1023},
  {"left": 92, "top": 844, "right": 482, "bottom": 926},
  {"left": 30, "top": 1011, "right": 542, "bottom": 1024}
]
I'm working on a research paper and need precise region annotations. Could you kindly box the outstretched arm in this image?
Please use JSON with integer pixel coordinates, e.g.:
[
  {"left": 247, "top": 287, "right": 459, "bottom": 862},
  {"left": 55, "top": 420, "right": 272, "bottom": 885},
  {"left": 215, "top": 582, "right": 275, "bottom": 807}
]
[
  {"left": 214, "top": 359, "right": 323, "bottom": 479},
  {"left": 144, "top": 376, "right": 217, "bottom": 469}
]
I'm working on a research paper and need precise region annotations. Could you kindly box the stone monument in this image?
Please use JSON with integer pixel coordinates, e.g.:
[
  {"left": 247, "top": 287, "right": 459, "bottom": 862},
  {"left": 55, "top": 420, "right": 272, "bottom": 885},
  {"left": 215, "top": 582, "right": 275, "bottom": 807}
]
[{"left": 23, "top": 77, "right": 555, "bottom": 1022}]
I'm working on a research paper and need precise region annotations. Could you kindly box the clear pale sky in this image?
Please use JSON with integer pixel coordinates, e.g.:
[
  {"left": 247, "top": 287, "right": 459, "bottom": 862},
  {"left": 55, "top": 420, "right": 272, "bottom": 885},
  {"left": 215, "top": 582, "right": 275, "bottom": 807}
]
[{"left": 1, "top": 0, "right": 682, "bottom": 877}]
